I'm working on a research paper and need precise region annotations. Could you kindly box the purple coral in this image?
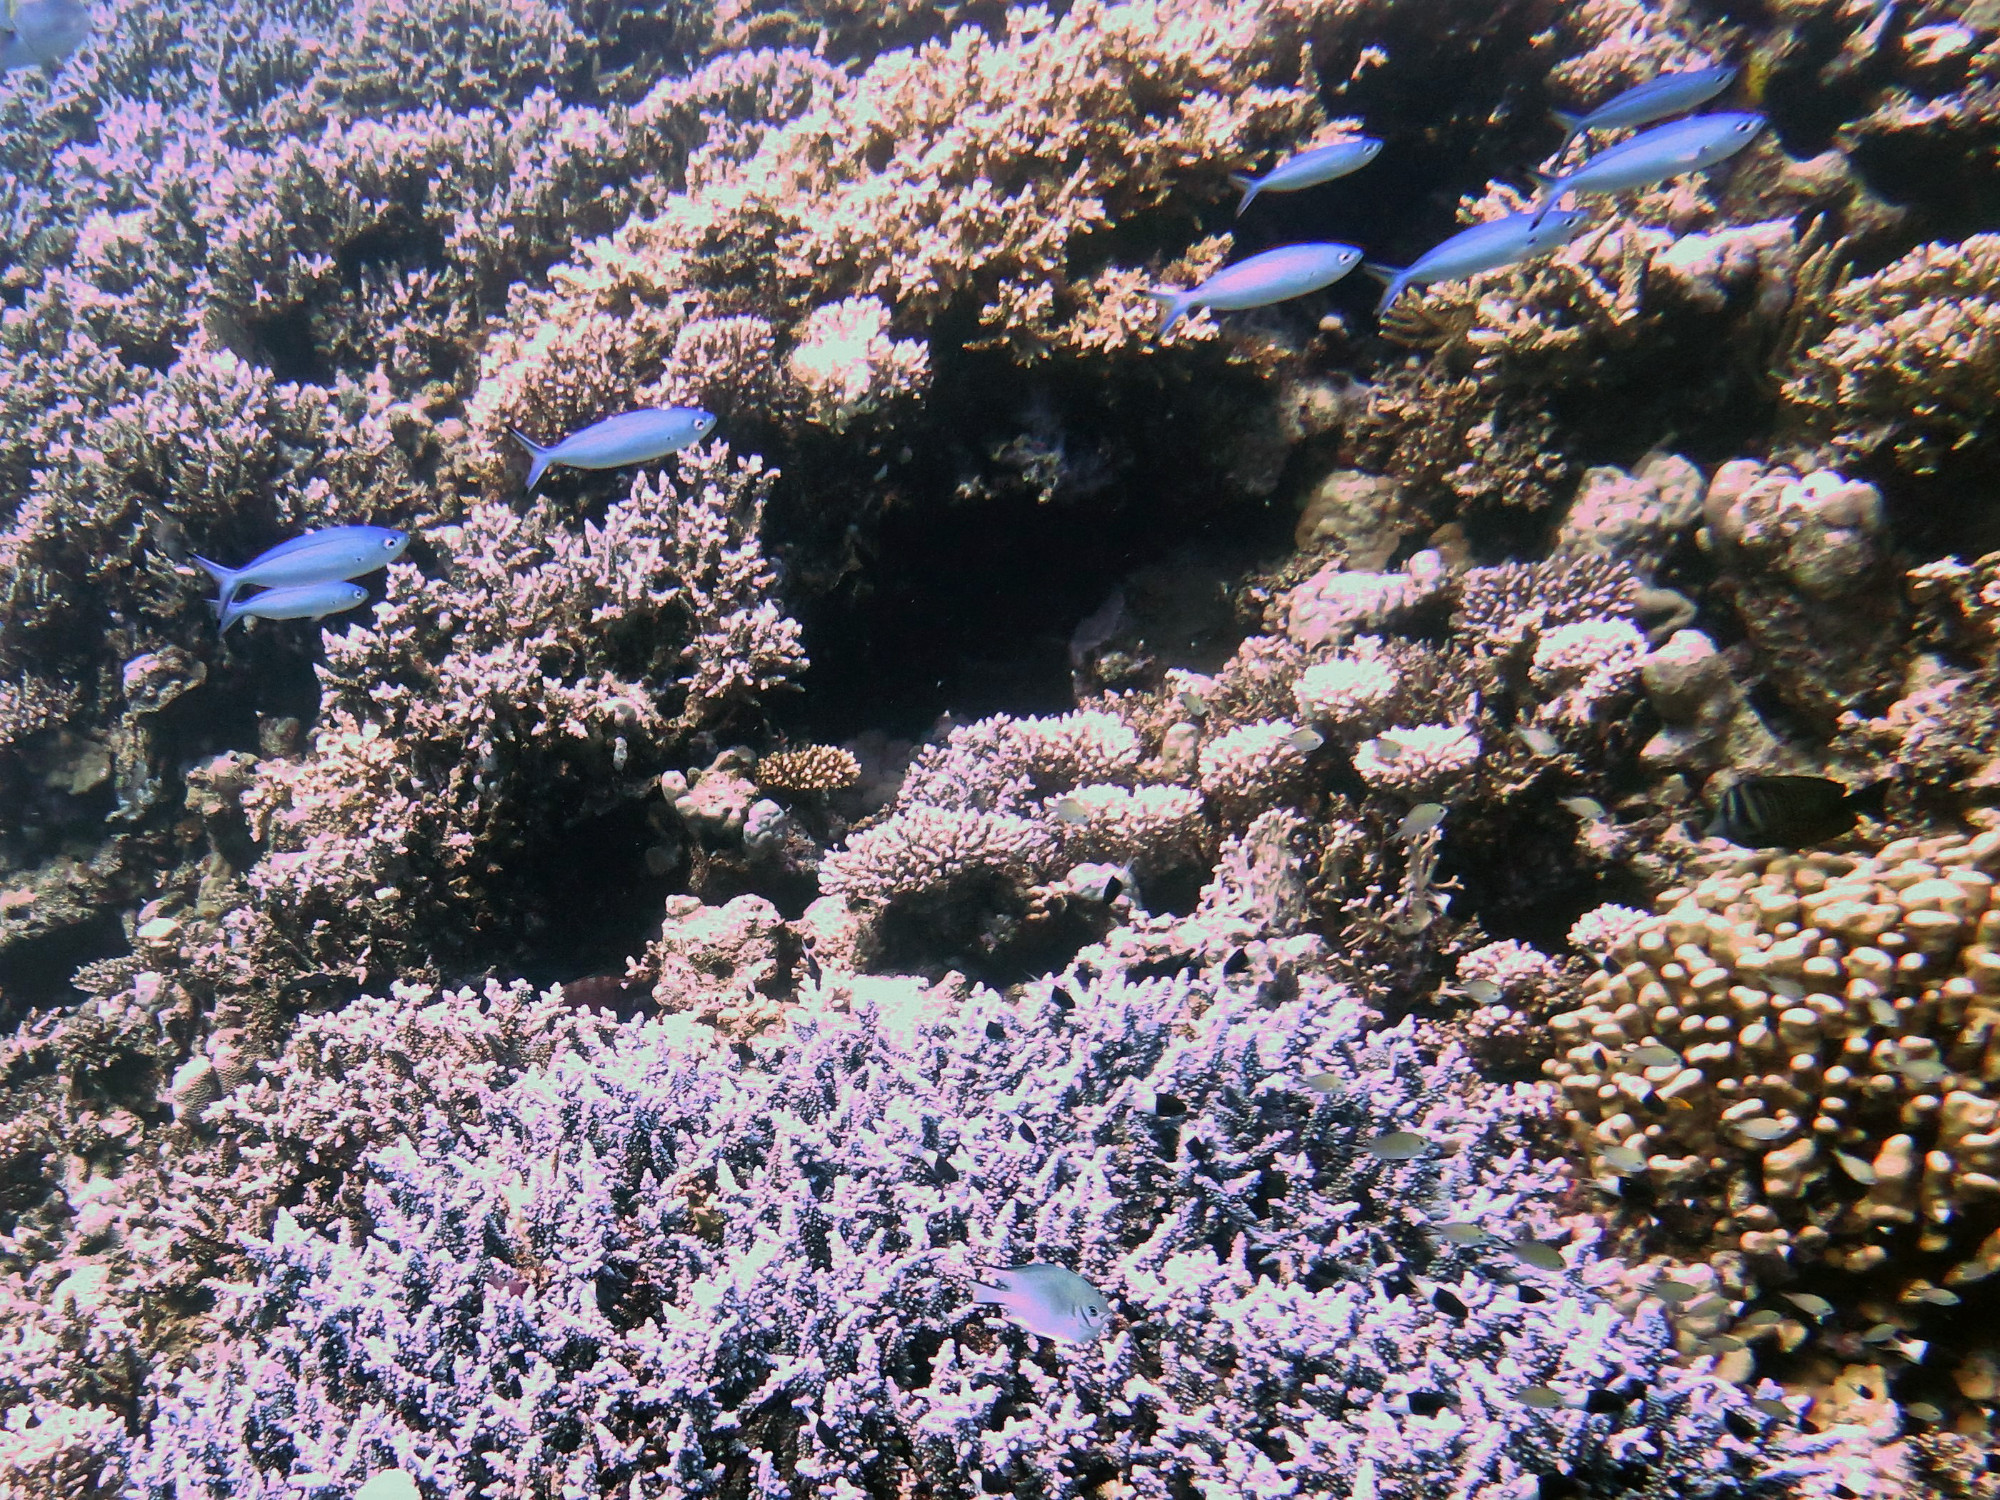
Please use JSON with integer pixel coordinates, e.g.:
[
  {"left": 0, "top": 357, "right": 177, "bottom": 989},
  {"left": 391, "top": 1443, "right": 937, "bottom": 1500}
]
[{"left": 127, "top": 958, "right": 1826, "bottom": 1499}]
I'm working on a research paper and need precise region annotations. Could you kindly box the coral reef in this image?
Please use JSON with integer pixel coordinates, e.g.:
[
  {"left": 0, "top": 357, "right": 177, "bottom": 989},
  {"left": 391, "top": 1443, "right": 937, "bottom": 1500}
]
[{"left": 6, "top": 0, "right": 2000, "bottom": 1485}]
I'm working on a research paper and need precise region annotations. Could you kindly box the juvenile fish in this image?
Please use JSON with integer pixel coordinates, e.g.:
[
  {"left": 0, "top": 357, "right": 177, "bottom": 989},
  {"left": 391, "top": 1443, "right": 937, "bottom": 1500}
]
[
  {"left": 1366, "top": 1130, "right": 1428, "bottom": 1161},
  {"left": 1398, "top": 803, "right": 1447, "bottom": 840},
  {"left": 512, "top": 406, "right": 718, "bottom": 492},
  {"left": 1705, "top": 774, "right": 1859, "bottom": 848},
  {"left": 194, "top": 525, "right": 408, "bottom": 610},
  {"left": 1367, "top": 208, "right": 1592, "bottom": 315},
  {"left": 1149, "top": 242, "right": 1364, "bottom": 338},
  {"left": 218, "top": 580, "right": 370, "bottom": 635},
  {"left": 1552, "top": 66, "right": 1739, "bottom": 151},
  {"left": 1230, "top": 136, "right": 1383, "bottom": 214},
  {"left": 970, "top": 1264, "right": 1113, "bottom": 1344},
  {"left": 1, "top": 0, "right": 90, "bottom": 70},
  {"left": 1531, "top": 112, "right": 1766, "bottom": 223}
]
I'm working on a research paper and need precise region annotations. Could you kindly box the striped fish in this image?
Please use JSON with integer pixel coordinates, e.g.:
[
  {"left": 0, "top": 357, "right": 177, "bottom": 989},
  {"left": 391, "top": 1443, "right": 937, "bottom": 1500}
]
[{"left": 1704, "top": 775, "right": 1858, "bottom": 848}]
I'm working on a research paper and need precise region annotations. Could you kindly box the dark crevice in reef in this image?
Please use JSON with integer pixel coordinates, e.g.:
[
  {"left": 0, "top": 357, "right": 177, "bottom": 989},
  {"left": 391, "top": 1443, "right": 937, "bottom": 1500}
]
[
  {"left": 480, "top": 796, "right": 680, "bottom": 992},
  {"left": 0, "top": 911, "right": 128, "bottom": 1023},
  {"left": 776, "top": 342, "right": 1297, "bottom": 745},
  {"left": 246, "top": 302, "right": 327, "bottom": 385}
]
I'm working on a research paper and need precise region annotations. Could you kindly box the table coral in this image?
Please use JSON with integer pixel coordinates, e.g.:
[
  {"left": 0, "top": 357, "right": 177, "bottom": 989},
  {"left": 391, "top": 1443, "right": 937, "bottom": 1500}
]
[{"left": 1550, "top": 830, "right": 2000, "bottom": 1291}]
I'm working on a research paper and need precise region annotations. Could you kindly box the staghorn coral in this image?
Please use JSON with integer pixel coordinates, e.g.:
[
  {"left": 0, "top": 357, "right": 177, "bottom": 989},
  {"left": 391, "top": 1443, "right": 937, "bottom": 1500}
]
[
  {"left": 784, "top": 295, "right": 932, "bottom": 431},
  {"left": 1551, "top": 830, "right": 2000, "bottom": 1290},
  {"left": 125, "top": 959, "right": 1826, "bottom": 1500},
  {"left": 477, "top": 0, "right": 1322, "bottom": 390}
]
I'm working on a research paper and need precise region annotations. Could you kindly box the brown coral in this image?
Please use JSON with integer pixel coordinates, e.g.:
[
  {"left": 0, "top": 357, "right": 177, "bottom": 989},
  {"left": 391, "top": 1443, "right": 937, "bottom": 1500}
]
[
  {"left": 757, "top": 745, "right": 864, "bottom": 795},
  {"left": 1551, "top": 831, "right": 2000, "bottom": 1288}
]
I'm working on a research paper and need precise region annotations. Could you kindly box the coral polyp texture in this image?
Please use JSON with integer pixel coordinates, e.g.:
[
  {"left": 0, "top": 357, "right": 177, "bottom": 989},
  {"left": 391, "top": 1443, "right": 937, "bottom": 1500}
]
[{"left": 1554, "top": 832, "right": 2000, "bottom": 1288}]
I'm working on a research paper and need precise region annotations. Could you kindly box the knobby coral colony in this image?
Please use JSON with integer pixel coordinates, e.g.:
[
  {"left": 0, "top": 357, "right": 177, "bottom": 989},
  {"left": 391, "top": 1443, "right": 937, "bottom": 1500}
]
[{"left": 3, "top": 0, "right": 2000, "bottom": 1493}]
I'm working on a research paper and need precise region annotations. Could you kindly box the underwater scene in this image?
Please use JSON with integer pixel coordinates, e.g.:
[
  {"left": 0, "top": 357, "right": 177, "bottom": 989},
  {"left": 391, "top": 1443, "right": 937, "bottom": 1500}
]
[{"left": 5, "top": 0, "right": 2000, "bottom": 1494}]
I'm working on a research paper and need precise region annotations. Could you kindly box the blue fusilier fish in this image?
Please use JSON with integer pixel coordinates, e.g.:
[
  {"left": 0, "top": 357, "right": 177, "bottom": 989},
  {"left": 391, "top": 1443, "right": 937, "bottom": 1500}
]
[
  {"left": 1148, "top": 242, "right": 1364, "bottom": 338},
  {"left": 970, "top": 1264, "right": 1113, "bottom": 1345},
  {"left": 1, "top": 0, "right": 90, "bottom": 70},
  {"left": 1530, "top": 112, "right": 1767, "bottom": 224},
  {"left": 1230, "top": 136, "right": 1383, "bottom": 215},
  {"left": 194, "top": 525, "right": 409, "bottom": 610},
  {"left": 218, "top": 579, "right": 370, "bottom": 635},
  {"left": 510, "top": 406, "right": 718, "bottom": 493},
  {"left": 1551, "top": 65, "right": 1739, "bottom": 152},
  {"left": 1366, "top": 207, "right": 1593, "bottom": 314}
]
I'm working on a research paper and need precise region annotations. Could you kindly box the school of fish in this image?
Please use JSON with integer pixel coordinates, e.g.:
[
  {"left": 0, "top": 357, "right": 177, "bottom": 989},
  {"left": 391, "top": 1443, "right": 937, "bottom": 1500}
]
[{"left": 1152, "top": 63, "right": 1763, "bottom": 330}]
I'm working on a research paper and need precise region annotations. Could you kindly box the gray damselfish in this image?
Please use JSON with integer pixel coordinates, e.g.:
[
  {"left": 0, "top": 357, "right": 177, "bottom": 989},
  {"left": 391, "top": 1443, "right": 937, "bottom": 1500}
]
[
  {"left": 1531, "top": 112, "right": 1766, "bottom": 223},
  {"left": 218, "top": 580, "right": 370, "bottom": 635},
  {"left": 1148, "top": 242, "right": 1364, "bottom": 338},
  {"left": 970, "top": 1264, "right": 1113, "bottom": 1344},
  {"left": 1551, "top": 65, "right": 1738, "bottom": 151},
  {"left": 1367, "top": 208, "right": 1592, "bottom": 314},
  {"left": 0, "top": 0, "right": 90, "bottom": 70},
  {"left": 194, "top": 525, "right": 408, "bottom": 609},
  {"left": 510, "top": 406, "right": 718, "bottom": 493},
  {"left": 1230, "top": 136, "right": 1382, "bottom": 214}
]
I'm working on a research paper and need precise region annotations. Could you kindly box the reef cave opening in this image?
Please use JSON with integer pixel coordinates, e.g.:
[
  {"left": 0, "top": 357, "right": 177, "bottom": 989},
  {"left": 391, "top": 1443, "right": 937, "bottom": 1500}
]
[{"left": 776, "top": 339, "right": 1303, "bottom": 746}]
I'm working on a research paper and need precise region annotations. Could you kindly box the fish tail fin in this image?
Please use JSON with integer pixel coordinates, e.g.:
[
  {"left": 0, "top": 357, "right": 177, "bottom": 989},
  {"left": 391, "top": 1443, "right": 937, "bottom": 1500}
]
[
  {"left": 1527, "top": 173, "right": 1560, "bottom": 225},
  {"left": 216, "top": 597, "right": 249, "bottom": 635},
  {"left": 191, "top": 554, "right": 239, "bottom": 605},
  {"left": 1144, "top": 290, "right": 1195, "bottom": 340},
  {"left": 1363, "top": 263, "right": 1408, "bottom": 315},
  {"left": 510, "top": 428, "right": 553, "bottom": 494},
  {"left": 1550, "top": 110, "right": 1582, "bottom": 132},
  {"left": 1845, "top": 777, "right": 1894, "bottom": 819},
  {"left": 1227, "top": 172, "right": 1259, "bottom": 215}
]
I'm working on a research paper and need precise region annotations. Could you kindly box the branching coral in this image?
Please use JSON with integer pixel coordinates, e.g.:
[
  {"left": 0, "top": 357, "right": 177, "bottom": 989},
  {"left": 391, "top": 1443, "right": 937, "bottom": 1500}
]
[
  {"left": 1783, "top": 235, "right": 2000, "bottom": 478},
  {"left": 245, "top": 444, "right": 803, "bottom": 973},
  {"left": 127, "top": 963, "right": 1822, "bottom": 1500}
]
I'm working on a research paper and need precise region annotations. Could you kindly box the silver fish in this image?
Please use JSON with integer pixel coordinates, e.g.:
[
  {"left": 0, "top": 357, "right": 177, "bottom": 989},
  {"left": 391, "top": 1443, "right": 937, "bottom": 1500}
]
[
  {"left": 1366, "top": 1129, "right": 1428, "bottom": 1161},
  {"left": 1515, "top": 726, "right": 1561, "bottom": 756},
  {"left": 1507, "top": 1239, "right": 1566, "bottom": 1273},
  {"left": 970, "top": 1264, "right": 1113, "bottom": 1345},
  {"left": 1532, "top": 113, "right": 1766, "bottom": 223},
  {"left": 1230, "top": 136, "right": 1383, "bottom": 214},
  {"left": 218, "top": 579, "right": 370, "bottom": 635},
  {"left": 1551, "top": 66, "right": 1739, "bottom": 150},
  {"left": 1398, "top": 803, "right": 1447, "bottom": 840},
  {"left": 1, "top": 0, "right": 90, "bottom": 71},
  {"left": 512, "top": 406, "right": 718, "bottom": 492},
  {"left": 194, "top": 525, "right": 408, "bottom": 610},
  {"left": 1149, "top": 242, "right": 1364, "bottom": 338},
  {"left": 1368, "top": 209, "right": 1593, "bottom": 314}
]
